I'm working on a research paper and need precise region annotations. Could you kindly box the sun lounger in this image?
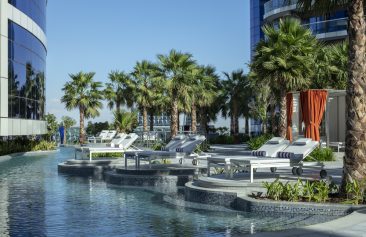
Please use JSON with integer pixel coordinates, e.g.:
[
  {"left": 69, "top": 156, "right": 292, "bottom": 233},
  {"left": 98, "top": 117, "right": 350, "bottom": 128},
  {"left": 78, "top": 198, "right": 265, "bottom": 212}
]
[
  {"left": 212, "top": 138, "right": 323, "bottom": 183},
  {"left": 124, "top": 135, "right": 207, "bottom": 168},
  {"left": 87, "top": 130, "right": 109, "bottom": 143},
  {"left": 76, "top": 133, "right": 140, "bottom": 161},
  {"left": 207, "top": 137, "right": 290, "bottom": 176}
]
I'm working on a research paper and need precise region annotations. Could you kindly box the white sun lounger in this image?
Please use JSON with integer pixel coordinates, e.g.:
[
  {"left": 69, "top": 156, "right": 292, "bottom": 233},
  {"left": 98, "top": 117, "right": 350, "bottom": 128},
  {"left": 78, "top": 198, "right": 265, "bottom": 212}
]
[
  {"left": 124, "top": 135, "right": 207, "bottom": 168},
  {"left": 88, "top": 130, "right": 109, "bottom": 143},
  {"left": 212, "top": 138, "right": 322, "bottom": 183},
  {"left": 76, "top": 133, "right": 140, "bottom": 161},
  {"left": 207, "top": 137, "right": 290, "bottom": 176}
]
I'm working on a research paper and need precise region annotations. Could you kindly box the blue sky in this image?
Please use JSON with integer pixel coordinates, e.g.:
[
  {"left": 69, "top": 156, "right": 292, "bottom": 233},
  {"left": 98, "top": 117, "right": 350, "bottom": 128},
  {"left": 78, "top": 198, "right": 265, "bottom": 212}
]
[{"left": 46, "top": 0, "right": 251, "bottom": 123}]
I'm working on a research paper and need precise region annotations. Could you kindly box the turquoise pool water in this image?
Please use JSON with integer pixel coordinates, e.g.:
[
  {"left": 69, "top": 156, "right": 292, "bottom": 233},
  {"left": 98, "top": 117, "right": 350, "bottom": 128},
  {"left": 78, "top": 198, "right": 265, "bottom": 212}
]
[{"left": 0, "top": 148, "right": 337, "bottom": 236}]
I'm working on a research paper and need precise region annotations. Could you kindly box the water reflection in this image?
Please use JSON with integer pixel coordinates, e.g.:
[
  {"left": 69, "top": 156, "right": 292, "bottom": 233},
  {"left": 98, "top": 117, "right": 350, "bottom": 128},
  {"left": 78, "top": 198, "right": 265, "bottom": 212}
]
[{"left": 0, "top": 149, "right": 339, "bottom": 236}]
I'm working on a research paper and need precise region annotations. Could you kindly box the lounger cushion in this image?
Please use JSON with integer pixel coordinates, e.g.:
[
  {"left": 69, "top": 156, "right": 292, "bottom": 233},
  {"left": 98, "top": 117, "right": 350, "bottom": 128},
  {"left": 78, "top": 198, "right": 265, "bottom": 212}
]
[
  {"left": 277, "top": 151, "right": 295, "bottom": 158},
  {"left": 267, "top": 137, "right": 285, "bottom": 144},
  {"left": 173, "top": 135, "right": 186, "bottom": 140},
  {"left": 176, "top": 148, "right": 184, "bottom": 152},
  {"left": 251, "top": 150, "right": 267, "bottom": 157},
  {"left": 293, "top": 138, "right": 311, "bottom": 145}
]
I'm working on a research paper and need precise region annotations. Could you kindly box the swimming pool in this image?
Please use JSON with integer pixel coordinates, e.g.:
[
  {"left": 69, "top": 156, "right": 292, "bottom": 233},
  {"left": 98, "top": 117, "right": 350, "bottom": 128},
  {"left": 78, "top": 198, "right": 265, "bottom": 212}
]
[{"left": 0, "top": 147, "right": 337, "bottom": 236}]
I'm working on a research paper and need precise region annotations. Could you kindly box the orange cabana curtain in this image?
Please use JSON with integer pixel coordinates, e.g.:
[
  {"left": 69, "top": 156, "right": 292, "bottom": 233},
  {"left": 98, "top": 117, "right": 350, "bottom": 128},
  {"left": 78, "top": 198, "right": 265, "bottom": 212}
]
[
  {"left": 300, "top": 90, "right": 328, "bottom": 141},
  {"left": 286, "top": 93, "right": 293, "bottom": 142}
]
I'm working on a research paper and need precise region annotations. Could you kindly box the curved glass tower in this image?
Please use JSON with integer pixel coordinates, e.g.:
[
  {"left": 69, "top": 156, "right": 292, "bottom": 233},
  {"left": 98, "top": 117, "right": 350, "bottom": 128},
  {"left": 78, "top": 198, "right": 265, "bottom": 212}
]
[
  {"left": 251, "top": 0, "right": 348, "bottom": 57},
  {"left": 0, "top": 0, "right": 47, "bottom": 136}
]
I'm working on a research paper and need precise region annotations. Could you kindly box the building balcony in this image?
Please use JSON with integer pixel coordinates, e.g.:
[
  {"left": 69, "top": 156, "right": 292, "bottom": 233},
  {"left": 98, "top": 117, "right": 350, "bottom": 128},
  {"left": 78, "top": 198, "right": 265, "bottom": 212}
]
[
  {"left": 264, "top": 0, "right": 297, "bottom": 21},
  {"left": 304, "top": 18, "right": 348, "bottom": 41}
]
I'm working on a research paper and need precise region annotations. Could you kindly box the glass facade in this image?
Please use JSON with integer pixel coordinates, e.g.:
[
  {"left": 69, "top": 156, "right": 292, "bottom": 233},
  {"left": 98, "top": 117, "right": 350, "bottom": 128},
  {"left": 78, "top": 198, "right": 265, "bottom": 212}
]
[
  {"left": 8, "top": 21, "right": 46, "bottom": 120},
  {"left": 251, "top": 1, "right": 347, "bottom": 57},
  {"left": 250, "top": 0, "right": 266, "bottom": 57},
  {"left": 8, "top": 0, "right": 46, "bottom": 32},
  {"left": 304, "top": 11, "right": 348, "bottom": 35}
]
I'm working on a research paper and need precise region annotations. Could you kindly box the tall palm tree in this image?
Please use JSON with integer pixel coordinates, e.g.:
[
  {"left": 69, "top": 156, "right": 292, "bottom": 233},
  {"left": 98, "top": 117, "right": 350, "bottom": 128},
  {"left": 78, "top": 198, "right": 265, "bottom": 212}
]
[
  {"left": 295, "top": 0, "right": 366, "bottom": 190},
  {"left": 61, "top": 72, "right": 103, "bottom": 144},
  {"left": 250, "top": 18, "right": 318, "bottom": 137},
  {"left": 104, "top": 71, "right": 134, "bottom": 113},
  {"left": 158, "top": 49, "right": 196, "bottom": 137},
  {"left": 131, "top": 60, "right": 157, "bottom": 132},
  {"left": 222, "top": 69, "right": 250, "bottom": 140},
  {"left": 61, "top": 116, "right": 76, "bottom": 144},
  {"left": 190, "top": 65, "right": 219, "bottom": 133}
]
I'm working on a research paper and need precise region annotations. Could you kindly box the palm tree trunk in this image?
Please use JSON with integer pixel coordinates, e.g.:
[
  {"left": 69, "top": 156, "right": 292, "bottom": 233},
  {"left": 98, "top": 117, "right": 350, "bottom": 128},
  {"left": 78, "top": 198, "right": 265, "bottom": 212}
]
[
  {"left": 262, "top": 120, "right": 267, "bottom": 134},
  {"left": 342, "top": 0, "right": 366, "bottom": 192},
  {"left": 278, "top": 92, "right": 287, "bottom": 138},
  {"left": 79, "top": 108, "right": 85, "bottom": 144},
  {"left": 171, "top": 98, "right": 179, "bottom": 137},
  {"left": 191, "top": 103, "right": 197, "bottom": 133},
  {"left": 149, "top": 111, "right": 154, "bottom": 131},
  {"left": 230, "top": 115, "right": 235, "bottom": 135},
  {"left": 142, "top": 106, "right": 148, "bottom": 132},
  {"left": 200, "top": 109, "right": 208, "bottom": 137},
  {"left": 245, "top": 117, "right": 250, "bottom": 136},
  {"left": 270, "top": 103, "right": 277, "bottom": 135},
  {"left": 116, "top": 101, "right": 121, "bottom": 113}
]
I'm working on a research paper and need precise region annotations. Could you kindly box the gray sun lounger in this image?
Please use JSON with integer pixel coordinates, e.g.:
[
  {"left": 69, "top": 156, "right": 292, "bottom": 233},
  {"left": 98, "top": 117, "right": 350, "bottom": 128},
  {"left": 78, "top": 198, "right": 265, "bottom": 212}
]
[
  {"left": 124, "top": 135, "right": 207, "bottom": 168},
  {"left": 211, "top": 138, "right": 322, "bottom": 183},
  {"left": 207, "top": 137, "right": 290, "bottom": 176}
]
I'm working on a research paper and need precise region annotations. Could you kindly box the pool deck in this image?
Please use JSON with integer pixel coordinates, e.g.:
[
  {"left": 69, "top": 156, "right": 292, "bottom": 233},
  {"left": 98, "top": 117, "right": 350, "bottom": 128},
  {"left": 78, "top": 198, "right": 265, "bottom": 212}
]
[{"left": 207, "top": 144, "right": 366, "bottom": 237}]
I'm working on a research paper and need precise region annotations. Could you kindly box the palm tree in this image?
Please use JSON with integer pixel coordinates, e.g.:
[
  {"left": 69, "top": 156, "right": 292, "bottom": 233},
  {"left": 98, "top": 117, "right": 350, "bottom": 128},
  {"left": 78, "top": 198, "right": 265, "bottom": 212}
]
[
  {"left": 61, "top": 72, "right": 103, "bottom": 144},
  {"left": 190, "top": 65, "right": 219, "bottom": 133},
  {"left": 113, "top": 110, "right": 138, "bottom": 134},
  {"left": 131, "top": 60, "right": 157, "bottom": 132},
  {"left": 158, "top": 49, "right": 196, "bottom": 137},
  {"left": 104, "top": 71, "right": 134, "bottom": 113},
  {"left": 295, "top": 0, "right": 366, "bottom": 191},
  {"left": 222, "top": 70, "right": 250, "bottom": 140},
  {"left": 61, "top": 116, "right": 76, "bottom": 144},
  {"left": 250, "top": 18, "right": 318, "bottom": 137},
  {"left": 312, "top": 42, "right": 348, "bottom": 90}
]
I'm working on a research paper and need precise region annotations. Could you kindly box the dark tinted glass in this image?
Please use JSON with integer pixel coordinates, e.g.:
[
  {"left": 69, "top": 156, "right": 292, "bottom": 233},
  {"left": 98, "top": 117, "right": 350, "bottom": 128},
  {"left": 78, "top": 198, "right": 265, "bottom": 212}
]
[
  {"left": 8, "top": 21, "right": 46, "bottom": 120},
  {"left": 8, "top": 0, "right": 46, "bottom": 32}
]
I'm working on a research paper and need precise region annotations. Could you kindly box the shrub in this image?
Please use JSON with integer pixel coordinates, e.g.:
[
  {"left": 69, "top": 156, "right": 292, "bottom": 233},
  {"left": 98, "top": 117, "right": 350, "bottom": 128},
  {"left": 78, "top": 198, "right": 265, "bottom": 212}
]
[
  {"left": 305, "top": 147, "right": 335, "bottom": 162},
  {"left": 303, "top": 180, "right": 315, "bottom": 202},
  {"left": 152, "top": 142, "right": 165, "bottom": 151},
  {"left": 91, "top": 152, "right": 123, "bottom": 158},
  {"left": 247, "top": 134, "right": 273, "bottom": 150},
  {"left": 313, "top": 180, "right": 330, "bottom": 203},
  {"left": 31, "top": 140, "right": 57, "bottom": 151},
  {"left": 0, "top": 138, "right": 56, "bottom": 156},
  {"left": 281, "top": 179, "right": 302, "bottom": 202},
  {"left": 345, "top": 179, "right": 366, "bottom": 205},
  {"left": 209, "top": 134, "right": 250, "bottom": 145},
  {"left": 263, "top": 178, "right": 284, "bottom": 201}
]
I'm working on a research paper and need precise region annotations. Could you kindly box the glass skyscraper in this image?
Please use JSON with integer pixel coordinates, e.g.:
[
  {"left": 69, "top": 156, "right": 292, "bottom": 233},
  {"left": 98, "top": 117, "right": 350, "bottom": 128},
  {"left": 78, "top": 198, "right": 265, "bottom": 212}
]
[
  {"left": 0, "top": 0, "right": 47, "bottom": 136},
  {"left": 250, "top": 0, "right": 348, "bottom": 57}
]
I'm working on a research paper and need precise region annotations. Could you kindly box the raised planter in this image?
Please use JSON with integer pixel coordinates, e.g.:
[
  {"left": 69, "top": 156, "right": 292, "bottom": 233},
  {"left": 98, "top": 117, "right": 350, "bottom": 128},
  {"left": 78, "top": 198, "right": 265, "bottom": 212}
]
[{"left": 184, "top": 181, "right": 366, "bottom": 216}]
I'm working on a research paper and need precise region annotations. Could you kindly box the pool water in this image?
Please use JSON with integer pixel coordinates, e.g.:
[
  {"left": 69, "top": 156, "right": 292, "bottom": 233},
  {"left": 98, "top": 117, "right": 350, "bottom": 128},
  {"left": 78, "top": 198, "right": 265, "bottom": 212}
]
[{"left": 0, "top": 148, "right": 338, "bottom": 236}]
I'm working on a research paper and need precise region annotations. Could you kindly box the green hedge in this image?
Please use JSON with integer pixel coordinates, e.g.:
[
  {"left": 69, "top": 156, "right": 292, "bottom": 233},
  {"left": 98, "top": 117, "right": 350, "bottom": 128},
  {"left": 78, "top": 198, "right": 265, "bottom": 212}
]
[
  {"left": 209, "top": 134, "right": 250, "bottom": 144},
  {"left": 0, "top": 138, "right": 57, "bottom": 156}
]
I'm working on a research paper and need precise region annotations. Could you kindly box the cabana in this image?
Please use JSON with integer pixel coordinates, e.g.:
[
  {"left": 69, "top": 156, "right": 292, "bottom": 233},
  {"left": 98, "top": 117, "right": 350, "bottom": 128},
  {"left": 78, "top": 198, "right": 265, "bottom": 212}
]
[{"left": 288, "top": 89, "right": 345, "bottom": 150}]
